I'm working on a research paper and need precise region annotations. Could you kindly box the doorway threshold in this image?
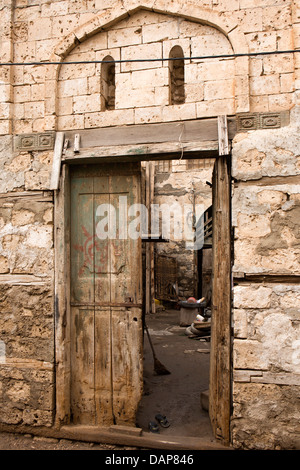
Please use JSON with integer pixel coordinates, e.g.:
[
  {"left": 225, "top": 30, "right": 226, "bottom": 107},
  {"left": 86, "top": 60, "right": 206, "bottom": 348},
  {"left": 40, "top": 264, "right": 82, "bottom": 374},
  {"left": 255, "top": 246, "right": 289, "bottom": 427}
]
[{"left": 60, "top": 425, "right": 228, "bottom": 450}]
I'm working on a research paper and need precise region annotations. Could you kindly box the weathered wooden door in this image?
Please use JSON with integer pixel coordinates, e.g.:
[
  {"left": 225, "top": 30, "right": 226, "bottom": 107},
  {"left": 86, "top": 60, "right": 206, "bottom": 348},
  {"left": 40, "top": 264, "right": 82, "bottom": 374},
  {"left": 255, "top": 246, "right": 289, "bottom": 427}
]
[
  {"left": 209, "top": 155, "right": 231, "bottom": 444},
  {"left": 70, "top": 163, "right": 143, "bottom": 426}
]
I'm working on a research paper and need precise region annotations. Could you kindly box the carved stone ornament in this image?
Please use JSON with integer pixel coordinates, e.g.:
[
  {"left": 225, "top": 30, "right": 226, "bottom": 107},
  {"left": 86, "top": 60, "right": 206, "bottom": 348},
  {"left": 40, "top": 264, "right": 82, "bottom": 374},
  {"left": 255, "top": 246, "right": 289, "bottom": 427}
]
[
  {"left": 14, "top": 132, "right": 55, "bottom": 151},
  {"left": 236, "top": 111, "right": 290, "bottom": 132}
]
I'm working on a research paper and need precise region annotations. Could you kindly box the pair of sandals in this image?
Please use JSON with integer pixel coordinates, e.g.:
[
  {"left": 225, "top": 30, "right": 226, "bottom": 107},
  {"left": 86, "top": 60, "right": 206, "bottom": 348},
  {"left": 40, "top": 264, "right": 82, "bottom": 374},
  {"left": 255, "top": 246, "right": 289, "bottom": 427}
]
[{"left": 149, "top": 414, "right": 170, "bottom": 433}]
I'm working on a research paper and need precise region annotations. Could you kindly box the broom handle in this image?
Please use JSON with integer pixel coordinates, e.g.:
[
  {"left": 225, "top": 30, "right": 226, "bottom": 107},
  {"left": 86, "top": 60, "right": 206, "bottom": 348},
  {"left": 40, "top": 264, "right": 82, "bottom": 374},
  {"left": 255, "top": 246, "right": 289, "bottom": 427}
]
[{"left": 144, "top": 322, "right": 157, "bottom": 359}]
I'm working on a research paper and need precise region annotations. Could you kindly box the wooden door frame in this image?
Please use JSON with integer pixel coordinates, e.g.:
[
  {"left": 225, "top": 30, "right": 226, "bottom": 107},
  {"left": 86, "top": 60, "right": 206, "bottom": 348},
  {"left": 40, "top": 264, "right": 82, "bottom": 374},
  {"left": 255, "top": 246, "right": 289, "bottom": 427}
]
[{"left": 53, "top": 117, "right": 233, "bottom": 444}]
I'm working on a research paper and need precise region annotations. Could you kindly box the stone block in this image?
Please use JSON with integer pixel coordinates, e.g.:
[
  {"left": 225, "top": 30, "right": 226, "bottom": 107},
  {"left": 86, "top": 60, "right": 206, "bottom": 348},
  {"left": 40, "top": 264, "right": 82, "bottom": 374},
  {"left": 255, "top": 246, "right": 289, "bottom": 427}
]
[
  {"left": 234, "top": 285, "right": 272, "bottom": 309},
  {"left": 250, "top": 95, "right": 269, "bottom": 113},
  {"left": 24, "top": 101, "right": 44, "bottom": 119},
  {"left": 162, "top": 103, "right": 196, "bottom": 122},
  {"left": 233, "top": 309, "right": 248, "bottom": 339},
  {"left": 262, "top": 5, "right": 292, "bottom": 31},
  {"left": 116, "top": 87, "right": 156, "bottom": 109},
  {"left": 247, "top": 31, "right": 277, "bottom": 53},
  {"left": 57, "top": 97, "right": 73, "bottom": 116},
  {"left": 196, "top": 98, "right": 235, "bottom": 118},
  {"left": 131, "top": 68, "right": 168, "bottom": 89},
  {"left": 142, "top": 20, "right": 179, "bottom": 44},
  {"left": 11, "top": 209, "right": 35, "bottom": 226},
  {"left": 179, "top": 20, "right": 212, "bottom": 38},
  {"left": 232, "top": 125, "right": 300, "bottom": 180},
  {"left": 30, "top": 84, "right": 45, "bottom": 101},
  {"left": 268, "top": 93, "right": 294, "bottom": 112},
  {"left": 108, "top": 26, "right": 142, "bottom": 48},
  {"left": 0, "top": 255, "right": 9, "bottom": 274},
  {"left": 59, "top": 62, "right": 96, "bottom": 81},
  {"left": 154, "top": 86, "right": 169, "bottom": 106},
  {"left": 121, "top": 43, "right": 163, "bottom": 72},
  {"left": 134, "top": 106, "right": 162, "bottom": 124},
  {"left": 251, "top": 75, "right": 280, "bottom": 96},
  {"left": 84, "top": 109, "right": 134, "bottom": 128},
  {"left": 0, "top": 120, "right": 12, "bottom": 136},
  {"left": 280, "top": 73, "right": 295, "bottom": 94},
  {"left": 185, "top": 83, "right": 204, "bottom": 103},
  {"left": 57, "top": 114, "right": 85, "bottom": 131},
  {"left": 0, "top": 84, "right": 13, "bottom": 103},
  {"left": 0, "top": 103, "right": 11, "bottom": 120},
  {"left": 58, "top": 78, "right": 88, "bottom": 98},
  {"left": 28, "top": 17, "right": 52, "bottom": 41},
  {"left": 185, "top": 60, "right": 235, "bottom": 83},
  {"left": 204, "top": 79, "right": 234, "bottom": 100},
  {"left": 236, "top": 213, "right": 271, "bottom": 238},
  {"left": 24, "top": 226, "right": 53, "bottom": 249},
  {"left": 233, "top": 339, "right": 268, "bottom": 370},
  {"left": 73, "top": 93, "right": 101, "bottom": 114},
  {"left": 231, "top": 382, "right": 300, "bottom": 449},
  {"left": 257, "top": 189, "right": 288, "bottom": 209},
  {"left": 191, "top": 30, "right": 233, "bottom": 60},
  {"left": 263, "top": 54, "right": 294, "bottom": 75},
  {"left": 235, "top": 7, "right": 263, "bottom": 34}
]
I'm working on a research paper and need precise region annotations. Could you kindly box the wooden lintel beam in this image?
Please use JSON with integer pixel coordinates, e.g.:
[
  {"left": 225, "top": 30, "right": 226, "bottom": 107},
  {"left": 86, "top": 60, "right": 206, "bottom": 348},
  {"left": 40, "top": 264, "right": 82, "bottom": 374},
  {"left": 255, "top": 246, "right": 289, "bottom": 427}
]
[{"left": 233, "top": 273, "right": 300, "bottom": 284}]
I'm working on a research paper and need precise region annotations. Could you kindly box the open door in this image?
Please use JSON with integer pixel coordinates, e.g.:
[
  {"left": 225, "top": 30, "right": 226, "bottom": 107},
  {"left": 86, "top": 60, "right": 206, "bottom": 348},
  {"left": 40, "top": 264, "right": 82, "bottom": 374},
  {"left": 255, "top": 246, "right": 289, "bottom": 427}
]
[
  {"left": 209, "top": 151, "right": 232, "bottom": 443},
  {"left": 69, "top": 162, "right": 143, "bottom": 427}
]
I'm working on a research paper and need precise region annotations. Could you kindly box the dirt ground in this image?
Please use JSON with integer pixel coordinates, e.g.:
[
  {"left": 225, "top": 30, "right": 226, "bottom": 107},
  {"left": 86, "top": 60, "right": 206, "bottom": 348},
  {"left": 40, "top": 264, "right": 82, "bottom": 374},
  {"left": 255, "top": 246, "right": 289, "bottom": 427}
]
[
  {"left": 136, "top": 308, "right": 214, "bottom": 440},
  {"left": 0, "top": 431, "right": 139, "bottom": 451}
]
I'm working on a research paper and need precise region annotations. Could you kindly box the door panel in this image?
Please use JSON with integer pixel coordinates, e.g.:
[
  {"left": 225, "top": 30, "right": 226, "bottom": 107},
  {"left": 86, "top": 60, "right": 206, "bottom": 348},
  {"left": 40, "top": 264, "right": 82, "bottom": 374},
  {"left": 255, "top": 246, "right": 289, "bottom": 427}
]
[
  {"left": 94, "top": 307, "right": 113, "bottom": 425},
  {"left": 70, "top": 163, "right": 143, "bottom": 426},
  {"left": 70, "top": 307, "right": 95, "bottom": 424}
]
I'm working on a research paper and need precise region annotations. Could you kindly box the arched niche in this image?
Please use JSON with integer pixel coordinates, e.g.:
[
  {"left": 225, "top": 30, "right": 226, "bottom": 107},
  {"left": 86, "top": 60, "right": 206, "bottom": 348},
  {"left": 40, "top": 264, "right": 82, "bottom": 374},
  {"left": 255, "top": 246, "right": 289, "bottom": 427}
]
[{"left": 46, "top": 4, "right": 249, "bottom": 131}]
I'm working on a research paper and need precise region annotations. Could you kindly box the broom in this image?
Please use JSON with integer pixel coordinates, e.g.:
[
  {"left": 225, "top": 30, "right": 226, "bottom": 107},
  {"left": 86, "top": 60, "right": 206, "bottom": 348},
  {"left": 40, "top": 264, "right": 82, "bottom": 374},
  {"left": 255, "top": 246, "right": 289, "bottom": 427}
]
[{"left": 144, "top": 322, "right": 171, "bottom": 375}]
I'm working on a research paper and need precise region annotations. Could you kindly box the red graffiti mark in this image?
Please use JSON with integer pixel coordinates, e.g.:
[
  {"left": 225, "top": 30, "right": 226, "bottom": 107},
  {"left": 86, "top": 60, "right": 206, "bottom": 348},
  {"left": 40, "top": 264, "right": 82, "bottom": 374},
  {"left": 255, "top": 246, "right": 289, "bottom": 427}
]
[{"left": 73, "top": 225, "right": 108, "bottom": 275}]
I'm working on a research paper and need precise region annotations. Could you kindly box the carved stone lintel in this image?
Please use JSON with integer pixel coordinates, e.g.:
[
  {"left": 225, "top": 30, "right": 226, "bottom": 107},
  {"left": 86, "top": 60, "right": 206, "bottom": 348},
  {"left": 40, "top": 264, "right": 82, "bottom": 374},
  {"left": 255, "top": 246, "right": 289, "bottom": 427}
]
[
  {"left": 14, "top": 132, "right": 55, "bottom": 152},
  {"left": 236, "top": 111, "right": 290, "bottom": 132}
]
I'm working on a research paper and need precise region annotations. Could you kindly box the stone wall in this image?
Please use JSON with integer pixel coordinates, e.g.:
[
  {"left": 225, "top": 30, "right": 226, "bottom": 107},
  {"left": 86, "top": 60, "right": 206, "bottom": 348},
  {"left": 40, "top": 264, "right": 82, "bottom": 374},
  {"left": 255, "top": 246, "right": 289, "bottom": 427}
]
[
  {"left": 0, "top": 0, "right": 299, "bottom": 449},
  {"left": 231, "top": 107, "right": 300, "bottom": 449},
  {"left": 154, "top": 159, "right": 213, "bottom": 299},
  {"left": 0, "top": 191, "right": 54, "bottom": 427}
]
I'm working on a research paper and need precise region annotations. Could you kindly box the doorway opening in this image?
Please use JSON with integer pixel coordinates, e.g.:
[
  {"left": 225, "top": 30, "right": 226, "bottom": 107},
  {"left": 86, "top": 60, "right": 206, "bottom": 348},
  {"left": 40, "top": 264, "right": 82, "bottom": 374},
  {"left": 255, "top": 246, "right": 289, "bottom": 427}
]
[
  {"left": 136, "top": 152, "right": 231, "bottom": 445},
  {"left": 136, "top": 157, "right": 215, "bottom": 439},
  {"left": 55, "top": 118, "right": 232, "bottom": 446}
]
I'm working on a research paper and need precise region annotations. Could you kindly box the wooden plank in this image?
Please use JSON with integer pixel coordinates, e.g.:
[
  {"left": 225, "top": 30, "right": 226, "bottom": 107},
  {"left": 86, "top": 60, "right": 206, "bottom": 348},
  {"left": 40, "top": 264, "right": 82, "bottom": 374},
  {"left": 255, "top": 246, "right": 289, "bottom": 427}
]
[
  {"left": 233, "top": 273, "right": 300, "bottom": 283},
  {"left": 145, "top": 162, "right": 151, "bottom": 316},
  {"left": 149, "top": 162, "right": 156, "bottom": 315},
  {"left": 209, "top": 155, "right": 231, "bottom": 445},
  {"left": 63, "top": 140, "right": 219, "bottom": 163},
  {"left": 68, "top": 163, "right": 143, "bottom": 427},
  {"left": 111, "top": 306, "right": 143, "bottom": 426},
  {"left": 0, "top": 191, "right": 53, "bottom": 202},
  {"left": 234, "top": 175, "right": 300, "bottom": 186},
  {"left": 94, "top": 307, "right": 113, "bottom": 425},
  {"left": 58, "top": 425, "right": 228, "bottom": 450},
  {"left": 54, "top": 164, "right": 71, "bottom": 426},
  {"left": 64, "top": 119, "right": 223, "bottom": 148},
  {"left": 70, "top": 307, "right": 96, "bottom": 425},
  {"left": 50, "top": 132, "right": 64, "bottom": 190},
  {"left": 0, "top": 274, "right": 49, "bottom": 285},
  {"left": 218, "top": 115, "right": 229, "bottom": 156},
  {"left": 108, "top": 170, "right": 143, "bottom": 424}
]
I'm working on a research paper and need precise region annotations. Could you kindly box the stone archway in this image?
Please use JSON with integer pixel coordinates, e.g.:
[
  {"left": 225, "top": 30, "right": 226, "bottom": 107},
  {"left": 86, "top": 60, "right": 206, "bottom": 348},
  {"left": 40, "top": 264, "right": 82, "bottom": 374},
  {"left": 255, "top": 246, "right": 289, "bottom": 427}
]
[{"left": 43, "top": 2, "right": 250, "bottom": 132}]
